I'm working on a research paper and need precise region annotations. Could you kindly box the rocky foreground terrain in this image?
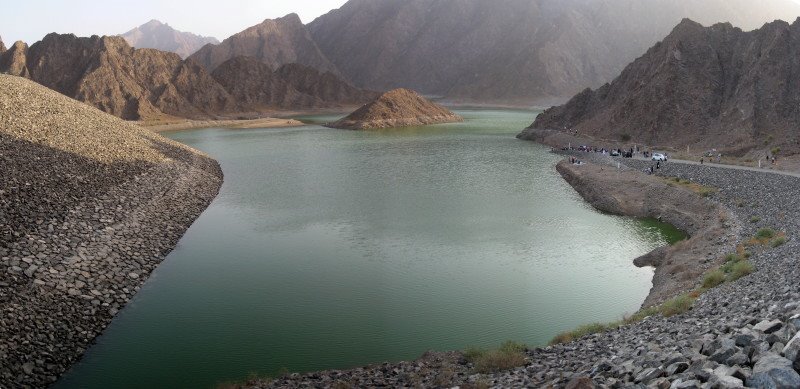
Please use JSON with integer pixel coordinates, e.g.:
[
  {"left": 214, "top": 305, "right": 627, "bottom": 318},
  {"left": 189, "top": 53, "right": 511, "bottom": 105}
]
[
  {"left": 121, "top": 19, "right": 219, "bottom": 59},
  {"left": 0, "top": 74, "right": 223, "bottom": 387},
  {"left": 327, "top": 88, "right": 462, "bottom": 130},
  {"left": 531, "top": 18, "right": 800, "bottom": 157},
  {"left": 236, "top": 149, "right": 800, "bottom": 388}
]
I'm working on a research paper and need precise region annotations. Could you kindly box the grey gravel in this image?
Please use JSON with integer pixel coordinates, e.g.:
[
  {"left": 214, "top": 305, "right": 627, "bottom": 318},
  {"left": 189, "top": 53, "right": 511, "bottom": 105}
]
[{"left": 0, "top": 74, "right": 223, "bottom": 387}]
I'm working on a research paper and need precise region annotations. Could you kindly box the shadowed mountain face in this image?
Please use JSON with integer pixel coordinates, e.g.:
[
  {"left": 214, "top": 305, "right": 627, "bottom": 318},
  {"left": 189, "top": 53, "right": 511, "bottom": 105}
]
[
  {"left": 0, "top": 37, "right": 5, "bottom": 53},
  {"left": 188, "top": 13, "right": 338, "bottom": 74},
  {"left": 529, "top": 18, "right": 800, "bottom": 156},
  {"left": 309, "top": 0, "right": 800, "bottom": 104},
  {"left": 211, "top": 56, "right": 376, "bottom": 110},
  {"left": 120, "top": 20, "right": 219, "bottom": 58}
]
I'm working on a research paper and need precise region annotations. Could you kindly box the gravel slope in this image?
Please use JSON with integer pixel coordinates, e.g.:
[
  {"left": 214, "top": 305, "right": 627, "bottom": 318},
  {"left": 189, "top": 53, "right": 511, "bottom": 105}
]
[{"left": 0, "top": 74, "right": 223, "bottom": 387}]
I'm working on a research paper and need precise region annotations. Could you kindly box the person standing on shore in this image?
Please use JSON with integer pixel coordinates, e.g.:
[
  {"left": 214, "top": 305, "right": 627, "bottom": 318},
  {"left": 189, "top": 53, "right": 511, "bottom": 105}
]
[{"left": 700, "top": 157, "right": 704, "bottom": 165}]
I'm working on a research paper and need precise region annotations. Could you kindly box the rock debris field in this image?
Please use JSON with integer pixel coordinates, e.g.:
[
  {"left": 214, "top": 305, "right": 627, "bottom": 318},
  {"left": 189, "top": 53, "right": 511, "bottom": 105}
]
[
  {"left": 0, "top": 74, "right": 222, "bottom": 387},
  {"left": 248, "top": 155, "right": 800, "bottom": 388}
]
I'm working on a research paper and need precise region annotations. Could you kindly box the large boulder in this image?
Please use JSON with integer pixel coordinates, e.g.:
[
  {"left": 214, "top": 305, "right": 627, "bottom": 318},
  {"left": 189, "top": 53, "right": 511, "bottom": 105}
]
[{"left": 746, "top": 353, "right": 800, "bottom": 389}]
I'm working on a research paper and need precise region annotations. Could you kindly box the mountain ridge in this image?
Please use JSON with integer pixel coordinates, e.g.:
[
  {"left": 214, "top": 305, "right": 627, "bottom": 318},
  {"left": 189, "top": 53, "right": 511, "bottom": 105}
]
[
  {"left": 525, "top": 17, "right": 800, "bottom": 156},
  {"left": 0, "top": 33, "right": 374, "bottom": 121},
  {"left": 188, "top": 14, "right": 338, "bottom": 74},
  {"left": 308, "top": 0, "right": 800, "bottom": 104},
  {"left": 120, "top": 19, "right": 219, "bottom": 58}
]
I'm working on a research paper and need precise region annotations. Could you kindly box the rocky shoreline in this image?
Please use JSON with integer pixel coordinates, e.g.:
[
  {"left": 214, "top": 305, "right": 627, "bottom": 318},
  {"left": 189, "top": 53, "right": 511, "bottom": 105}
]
[
  {"left": 238, "top": 142, "right": 800, "bottom": 388},
  {"left": 555, "top": 159, "right": 739, "bottom": 307},
  {"left": 0, "top": 75, "right": 223, "bottom": 387}
]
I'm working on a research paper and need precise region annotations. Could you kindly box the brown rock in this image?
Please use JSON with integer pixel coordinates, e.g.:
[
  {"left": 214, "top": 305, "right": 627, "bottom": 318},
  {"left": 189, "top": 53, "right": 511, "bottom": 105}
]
[
  {"left": 0, "top": 36, "right": 6, "bottom": 53},
  {"left": 2, "top": 33, "right": 237, "bottom": 120},
  {"left": 275, "top": 63, "right": 378, "bottom": 105},
  {"left": 566, "top": 376, "right": 597, "bottom": 389},
  {"left": 327, "top": 88, "right": 463, "bottom": 130},
  {"left": 211, "top": 56, "right": 316, "bottom": 110},
  {"left": 188, "top": 13, "right": 338, "bottom": 74},
  {"left": 0, "top": 41, "right": 30, "bottom": 78},
  {"left": 211, "top": 56, "right": 376, "bottom": 111}
]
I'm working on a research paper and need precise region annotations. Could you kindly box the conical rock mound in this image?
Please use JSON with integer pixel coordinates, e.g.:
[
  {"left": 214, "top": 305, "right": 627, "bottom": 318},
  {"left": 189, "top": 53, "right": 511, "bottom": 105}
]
[{"left": 328, "top": 88, "right": 462, "bottom": 130}]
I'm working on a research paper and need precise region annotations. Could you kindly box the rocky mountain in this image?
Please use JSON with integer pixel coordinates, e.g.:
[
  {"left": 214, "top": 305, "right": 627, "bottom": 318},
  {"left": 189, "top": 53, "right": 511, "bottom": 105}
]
[
  {"left": 0, "top": 33, "right": 372, "bottom": 121},
  {"left": 120, "top": 19, "right": 219, "bottom": 58},
  {"left": 328, "top": 88, "right": 462, "bottom": 130},
  {"left": 309, "top": 0, "right": 800, "bottom": 104},
  {"left": 0, "top": 33, "right": 236, "bottom": 120},
  {"left": 0, "top": 36, "right": 5, "bottom": 53},
  {"left": 211, "top": 57, "right": 376, "bottom": 110},
  {"left": 274, "top": 63, "right": 377, "bottom": 105},
  {"left": 188, "top": 13, "right": 338, "bottom": 74},
  {"left": 0, "top": 41, "right": 30, "bottom": 78},
  {"left": 526, "top": 18, "right": 800, "bottom": 156}
]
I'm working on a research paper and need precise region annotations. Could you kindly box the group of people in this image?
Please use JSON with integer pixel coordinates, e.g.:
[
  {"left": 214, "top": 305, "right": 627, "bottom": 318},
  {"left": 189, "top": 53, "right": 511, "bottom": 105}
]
[{"left": 645, "top": 161, "right": 662, "bottom": 175}]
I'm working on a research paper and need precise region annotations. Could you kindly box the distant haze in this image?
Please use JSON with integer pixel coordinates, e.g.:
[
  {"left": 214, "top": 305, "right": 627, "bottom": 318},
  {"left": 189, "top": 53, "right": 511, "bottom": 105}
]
[{"left": 1, "top": 0, "right": 348, "bottom": 44}]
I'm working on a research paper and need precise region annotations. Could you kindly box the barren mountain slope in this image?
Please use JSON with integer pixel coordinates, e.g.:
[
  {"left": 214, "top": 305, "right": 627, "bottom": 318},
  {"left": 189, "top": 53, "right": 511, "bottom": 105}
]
[
  {"left": 188, "top": 13, "right": 338, "bottom": 74},
  {"left": 309, "top": 0, "right": 800, "bottom": 103},
  {"left": 121, "top": 19, "right": 219, "bottom": 58},
  {"left": 526, "top": 18, "right": 800, "bottom": 156},
  {"left": 0, "top": 33, "right": 237, "bottom": 120}
]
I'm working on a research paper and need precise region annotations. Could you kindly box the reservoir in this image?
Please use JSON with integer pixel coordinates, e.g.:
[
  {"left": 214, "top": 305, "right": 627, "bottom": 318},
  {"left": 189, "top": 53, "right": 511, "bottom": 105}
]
[{"left": 55, "top": 109, "right": 683, "bottom": 388}]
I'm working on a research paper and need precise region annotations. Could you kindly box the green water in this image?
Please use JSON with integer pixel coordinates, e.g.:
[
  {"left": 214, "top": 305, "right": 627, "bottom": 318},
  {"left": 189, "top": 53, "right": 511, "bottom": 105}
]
[{"left": 55, "top": 109, "right": 682, "bottom": 388}]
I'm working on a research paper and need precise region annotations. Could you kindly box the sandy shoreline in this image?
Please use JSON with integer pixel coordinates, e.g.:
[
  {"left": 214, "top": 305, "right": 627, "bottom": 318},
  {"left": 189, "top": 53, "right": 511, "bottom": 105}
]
[{"left": 138, "top": 117, "right": 306, "bottom": 132}]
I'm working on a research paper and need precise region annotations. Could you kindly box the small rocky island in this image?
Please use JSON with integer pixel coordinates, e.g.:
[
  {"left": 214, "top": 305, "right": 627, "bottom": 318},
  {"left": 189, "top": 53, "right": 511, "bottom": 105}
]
[{"left": 327, "top": 88, "right": 463, "bottom": 130}]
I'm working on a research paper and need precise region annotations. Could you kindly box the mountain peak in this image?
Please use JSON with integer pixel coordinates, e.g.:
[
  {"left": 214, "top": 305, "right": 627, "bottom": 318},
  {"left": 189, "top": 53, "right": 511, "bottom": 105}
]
[
  {"left": 120, "top": 20, "right": 218, "bottom": 58},
  {"left": 187, "top": 14, "right": 338, "bottom": 74},
  {"left": 142, "top": 19, "right": 166, "bottom": 28}
]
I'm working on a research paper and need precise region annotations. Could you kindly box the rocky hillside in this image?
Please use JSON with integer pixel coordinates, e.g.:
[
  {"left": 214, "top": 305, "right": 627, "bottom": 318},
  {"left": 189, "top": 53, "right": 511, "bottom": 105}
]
[
  {"left": 120, "top": 19, "right": 219, "bottom": 58},
  {"left": 0, "top": 33, "right": 373, "bottom": 121},
  {"left": 328, "top": 88, "right": 462, "bottom": 130},
  {"left": 211, "top": 57, "right": 376, "bottom": 110},
  {"left": 0, "top": 74, "right": 222, "bottom": 387},
  {"left": 309, "top": 0, "right": 800, "bottom": 104},
  {"left": 527, "top": 18, "right": 800, "bottom": 157},
  {"left": 0, "top": 36, "right": 5, "bottom": 53},
  {"left": 188, "top": 13, "right": 338, "bottom": 74},
  {"left": 0, "top": 33, "right": 236, "bottom": 120},
  {"left": 0, "top": 41, "right": 30, "bottom": 78},
  {"left": 274, "top": 63, "right": 378, "bottom": 105}
]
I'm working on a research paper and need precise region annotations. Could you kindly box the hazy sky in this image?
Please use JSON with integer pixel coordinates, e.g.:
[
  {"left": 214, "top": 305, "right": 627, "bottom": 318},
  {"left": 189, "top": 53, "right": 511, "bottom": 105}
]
[{"left": 1, "top": 0, "right": 349, "bottom": 44}]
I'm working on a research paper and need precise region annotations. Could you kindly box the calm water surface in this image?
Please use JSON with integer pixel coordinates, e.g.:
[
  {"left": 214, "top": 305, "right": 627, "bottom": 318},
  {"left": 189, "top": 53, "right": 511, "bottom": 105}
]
[{"left": 55, "top": 109, "right": 683, "bottom": 388}]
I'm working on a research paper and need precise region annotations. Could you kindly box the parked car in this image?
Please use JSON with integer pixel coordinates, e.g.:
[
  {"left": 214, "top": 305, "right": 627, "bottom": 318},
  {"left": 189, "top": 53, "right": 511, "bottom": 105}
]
[
  {"left": 610, "top": 150, "right": 621, "bottom": 156},
  {"left": 652, "top": 153, "right": 667, "bottom": 161}
]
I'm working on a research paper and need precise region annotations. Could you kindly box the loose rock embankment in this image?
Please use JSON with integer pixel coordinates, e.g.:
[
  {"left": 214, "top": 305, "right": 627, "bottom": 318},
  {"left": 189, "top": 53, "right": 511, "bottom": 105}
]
[
  {"left": 556, "top": 160, "right": 739, "bottom": 307},
  {"left": 0, "top": 74, "right": 223, "bottom": 387}
]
